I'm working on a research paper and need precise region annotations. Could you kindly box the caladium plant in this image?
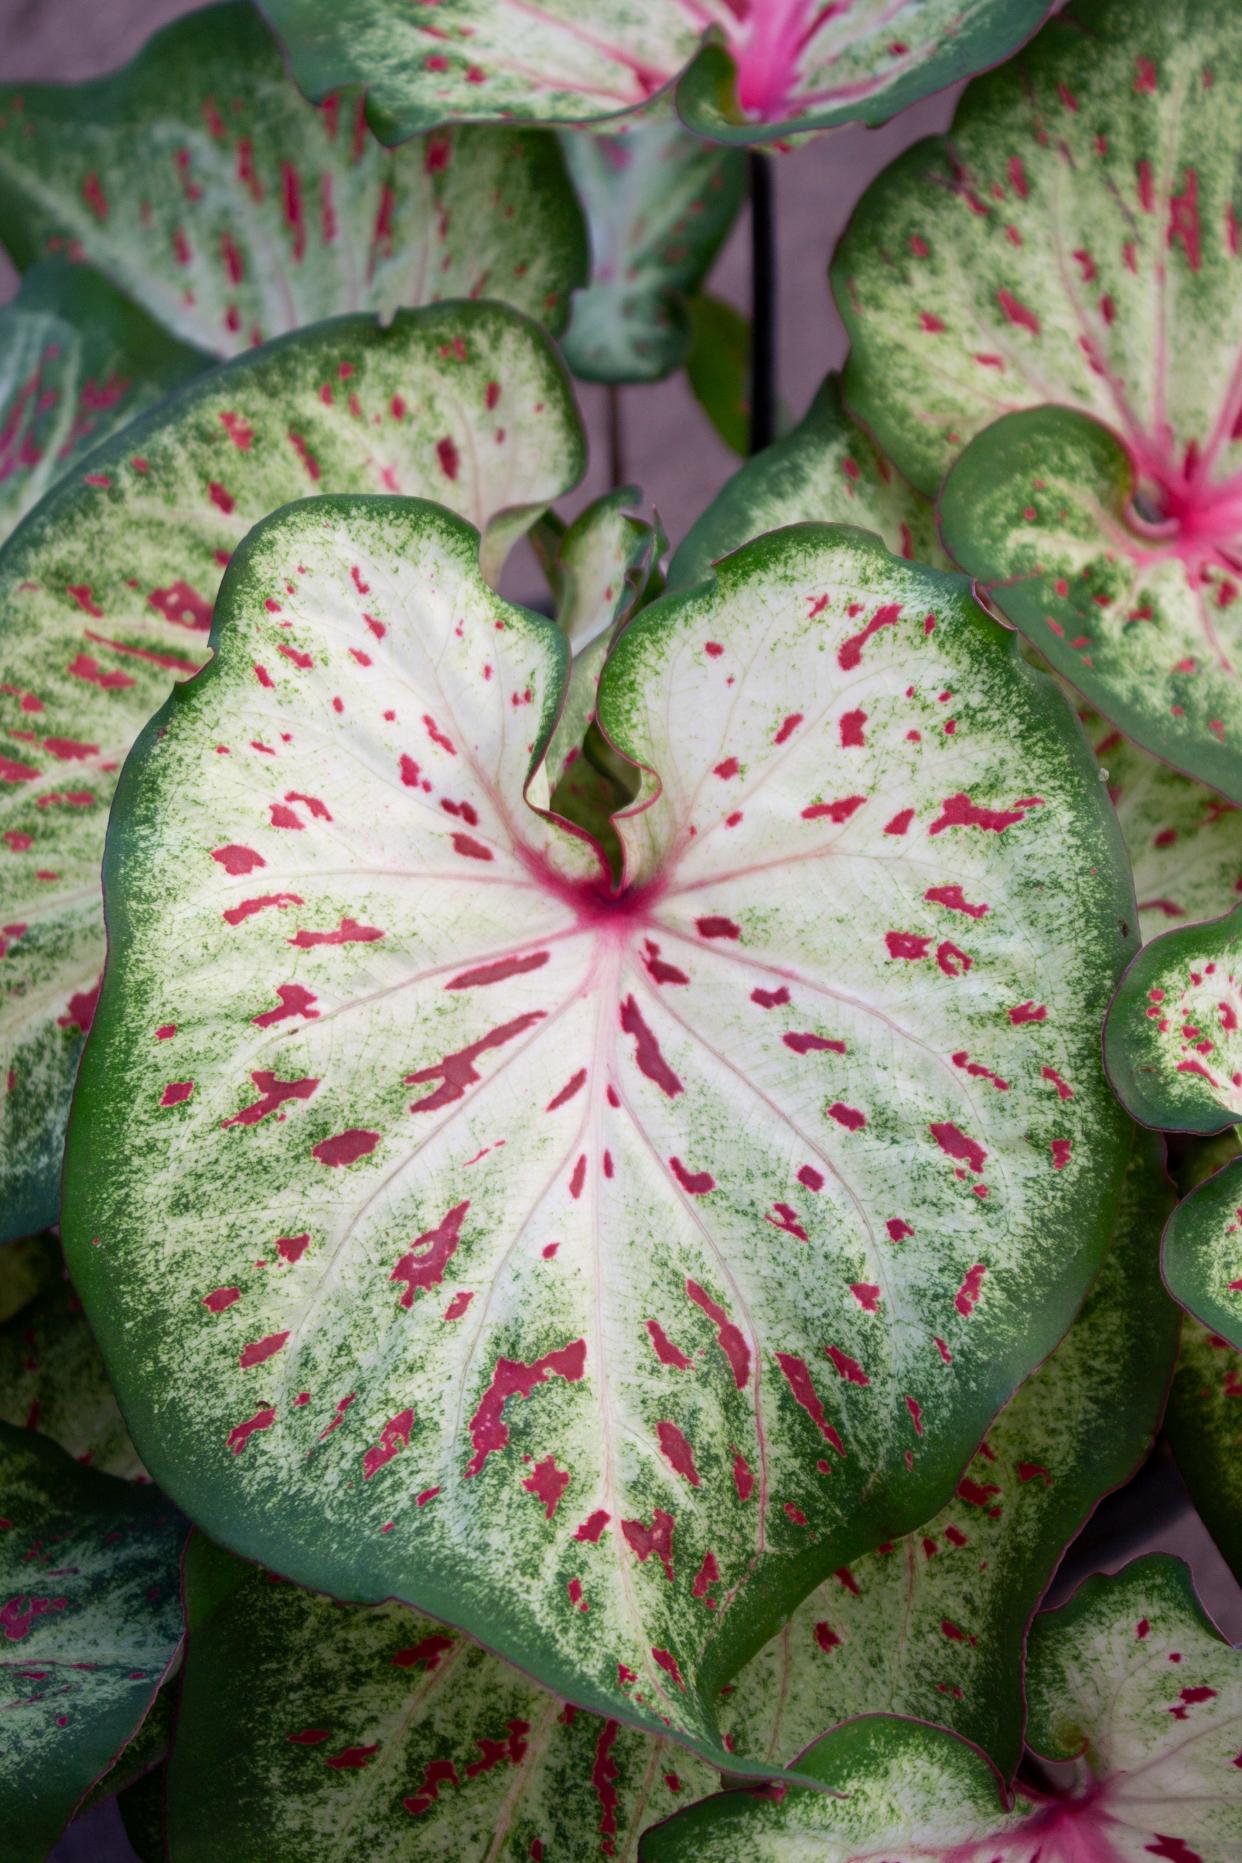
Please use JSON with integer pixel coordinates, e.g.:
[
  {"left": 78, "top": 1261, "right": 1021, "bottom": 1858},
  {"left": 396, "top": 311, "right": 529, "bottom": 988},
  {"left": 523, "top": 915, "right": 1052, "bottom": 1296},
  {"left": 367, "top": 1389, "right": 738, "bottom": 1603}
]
[
  {"left": 259, "top": 0, "right": 1050, "bottom": 144},
  {"left": 0, "top": 299, "right": 584, "bottom": 1243},
  {"left": 0, "top": 1240, "right": 143, "bottom": 1479},
  {"left": 717, "top": 1127, "right": 1179, "bottom": 1779},
  {"left": 168, "top": 1530, "right": 716, "bottom": 1858},
  {"left": 0, "top": 1423, "right": 185, "bottom": 1861},
  {"left": 837, "top": 0, "right": 1242, "bottom": 802},
  {"left": 62, "top": 493, "right": 1134, "bottom": 1773},
  {"left": 0, "top": 3, "right": 587, "bottom": 359},
  {"left": 558, "top": 116, "right": 744, "bottom": 385},
  {"left": 7, "top": 0, "right": 1242, "bottom": 1852},
  {"left": 1166, "top": 1314, "right": 1242, "bottom": 1588},
  {"left": 0, "top": 260, "right": 206, "bottom": 547},
  {"left": 641, "top": 1556, "right": 1242, "bottom": 1861}
]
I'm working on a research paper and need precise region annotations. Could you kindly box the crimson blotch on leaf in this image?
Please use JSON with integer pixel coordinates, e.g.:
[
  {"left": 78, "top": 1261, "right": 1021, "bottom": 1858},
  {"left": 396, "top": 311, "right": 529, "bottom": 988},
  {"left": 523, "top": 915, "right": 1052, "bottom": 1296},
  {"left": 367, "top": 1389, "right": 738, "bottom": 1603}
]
[
  {"left": 0, "top": 299, "right": 584, "bottom": 1243},
  {"left": 63, "top": 499, "right": 1133, "bottom": 1773},
  {"left": 259, "top": 0, "right": 1050, "bottom": 145},
  {"left": 0, "top": 3, "right": 587, "bottom": 358},
  {"left": 836, "top": 0, "right": 1242, "bottom": 800}
]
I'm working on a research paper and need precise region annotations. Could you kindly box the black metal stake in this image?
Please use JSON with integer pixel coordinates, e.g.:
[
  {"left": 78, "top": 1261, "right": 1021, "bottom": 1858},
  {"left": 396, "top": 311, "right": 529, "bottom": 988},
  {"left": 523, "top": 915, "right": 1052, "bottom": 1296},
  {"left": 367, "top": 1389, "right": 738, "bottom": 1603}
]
[{"left": 748, "top": 150, "right": 776, "bottom": 455}]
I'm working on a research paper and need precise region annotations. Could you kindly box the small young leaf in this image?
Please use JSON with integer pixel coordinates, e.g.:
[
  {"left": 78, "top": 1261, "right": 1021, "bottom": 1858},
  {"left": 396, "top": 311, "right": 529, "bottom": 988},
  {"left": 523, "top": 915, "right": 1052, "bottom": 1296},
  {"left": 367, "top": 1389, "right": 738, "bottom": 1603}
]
[
  {"left": 259, "top": 0, "right": 1049, "bottom": 145},
  {"left": 1104, "top": 901, "right": 1242, "bottom": 1135},
  {"left": 685, "top": 294, "right": 752, "bottom": 459},
  {"left": 0, "top": 1265, "right": 142, "bottom": 1478},
  {"left": 1160, "top": 1152, "right": 1242, "bottom": 1350},
  {"left": 0, "top": 261, "right": 206, "bottom": 546},
  {"left": 1165, "top": 1315, "right": 1242, "bottom": 1587},
  {"left": 0, "top": 300, "right": 584, "bottom": 1243},
  {"left": 669, "top": 375, "right": 945, "bottom": 592},
  {"left": 168, "top": 1532, "right": 715, "bottom": 1858},
  {"left": 835, "top": 0, "right": 1242, "bottom": 796},
  {"left": 0, "top": 4, "right": 586, "bottom": 358},
  {"left": 559, "top": 118, "right": 744, "bottom": 384},
  {"left": 1085, "top": 709, "right": 1242, "bottom": 944},
  {"left": 0, "top": 1424, "right": 185, "bottom": 1861},
  {"left": 642, "top": 1556, "right": 1242, "bottom": 1860},
  {"left": 718, "top": 1127, "right": 1179, "bottom": 1779},
  {"left": 64, "top": 505, "right": 1133, "bottom": 1771}
]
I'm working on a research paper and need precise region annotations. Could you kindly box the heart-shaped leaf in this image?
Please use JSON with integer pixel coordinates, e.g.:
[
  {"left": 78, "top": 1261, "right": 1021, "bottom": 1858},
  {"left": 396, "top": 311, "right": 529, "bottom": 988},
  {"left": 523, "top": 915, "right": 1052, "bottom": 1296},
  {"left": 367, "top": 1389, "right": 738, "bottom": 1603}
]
[
  {"left": 834, "top": 0, "right": 1242, "bottom": 497},
  {"left": 0, "top": 260, "right": 207, "bottom": 547},
  {"left": 1087, "top": 710, "right": 1242, "bottom": 943},
  {"left": 717, "top": 1126, "right": 1178, "bottom": 1780},
  {"left": 1160, "top": 1151, "right": 1242, "bottom": 1349},
  {"left": 0, "top": 3, "right": 587, "bottom": 358},
  {"left": 0, "top": 1251, "right": 143, "bottom": 1478},
  {"left": 641, "top": 1556, "right": 1242, "bottom": 1861},
  {"left": 559, "top": 118, "right": 744, "bottom": 385},
  {"left": 940, "top": 409, "right": 1242, "bottom": 805},
  {"left": 63, "top": 500, "right": 1133, "bottom": 1770},
  {"left": 0, "top": 299, "right": 584, "bottom": 1243},
  {"left": 0, "top": 1424, "right": 185, "bottom": 1861},
  {"left": 259, "top": 0, "right": 1050, "bottom": 146},
  {"left": 168, "top": 1530, "right": 714, "bottom": 1858},
  {"left": 834, "top": 0, "right": 1242, "bottom": 796},
  {"left": 669, "top": 375, "right": 945, "bottom": 593},
  {"left": 1104, "top": 901, "right": 1242, "bottom": 1135},
  {"left": 1166, "top": 1314, "right": 1242, "bottom": 1588}
]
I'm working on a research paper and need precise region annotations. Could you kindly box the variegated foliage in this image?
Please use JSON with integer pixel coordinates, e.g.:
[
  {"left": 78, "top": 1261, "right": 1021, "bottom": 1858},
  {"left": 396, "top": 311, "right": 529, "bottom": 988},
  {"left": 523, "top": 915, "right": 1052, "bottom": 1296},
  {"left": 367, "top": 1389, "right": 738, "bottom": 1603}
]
[
  {"left": 672, "top": 374, "right": 1242, "bottom": 942},
  {"left": 720, "top": 1128, "right": 1178, "bottom": 1780},
  {"left": 169, "top": 1531, "right": 714, "bottom": 1859},
  {"left": 259, "top": 0, "right": 1049, "bottom": 144},
  {"left": 64, "top": 501, "right": 1132, "bottom": 1771},
  {"left": 0, "top": 1424, "right": 185, "bottom": 1861},
  {"left": 0, "top": 300, "right": 583, "bottom": 1242},
  {"left": 641, "top": 1557, "right": 1242, "bottom": 1861},
  {"left": 1105, "top": 902, "right": 1242, "bottom": 1136},
  {"left": 0, "top": 3, "right": 586, "bottom": 360},
  {"left": 836, "top": 0, "right": 1242, "bottom": 799},
  {"left": 1160, "top": 1151, "right": 1242, "bottom": 1350},
  {"left": 1166, "top": 1315, "right": 1242, "bottom": 1587},
  {"left": 531, "top": 487, "right": 660, "bottom": 865},
  {"left": 0, "top": 260, "right": 206, "bottom": 547},
  {"left": 1087, "top": 710, "right": 1242, "bottom": 942},
  {"left": 668, "top": 375, "right": 946, "bottom": 591},
  {"left": 0, "top": 1240, "right": 142, "bottom": 1478},
  {"left": 559, "top": 117, "right": 744, "bottom": 384}
]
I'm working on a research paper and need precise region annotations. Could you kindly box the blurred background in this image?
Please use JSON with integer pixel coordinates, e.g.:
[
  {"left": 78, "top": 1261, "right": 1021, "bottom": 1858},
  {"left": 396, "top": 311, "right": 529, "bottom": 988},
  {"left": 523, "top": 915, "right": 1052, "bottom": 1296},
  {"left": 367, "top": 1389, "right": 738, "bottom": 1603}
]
[{"left": 1, "top": 2, "right": 1238, "bottom": 1857}]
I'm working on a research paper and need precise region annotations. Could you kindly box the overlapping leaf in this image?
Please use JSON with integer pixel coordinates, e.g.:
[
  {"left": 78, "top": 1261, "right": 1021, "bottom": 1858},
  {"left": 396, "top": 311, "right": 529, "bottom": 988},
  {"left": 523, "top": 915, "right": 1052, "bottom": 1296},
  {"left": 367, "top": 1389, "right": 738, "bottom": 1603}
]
[
  {"left": 260, "top": 0, "right": 1049, "bottom": 145},
  {"left": 0, "top": 299, "right": 584, "bottom": 1243},
  {"left": 1165, "top": 1315, "right": 1242, "bottom": 1586},
  {"left": 669, "top": 375, "right": 945, "bottom": 590},
  {"left": 64, "top": 501, "right": 1132, "bottom": 1770},
  {"left": 641, "top": 1556, "right": 1242, "bottom": 1860},
  {"left": 718, "top": 1128, "right": 1178, "bottom": 1780},
  {"left": 1088, "top": 710, "right": 1242, "bottom": 942},
  {"left": 1104, "top": 901, "right": 1242, "bottom": 1134},
  {"left": 559, "top": 118, "right": 743, "bottom": 384},
  {"left": 0, "top": 1232, "right": 58, "bottom": 1322},
  {"left": 684, "top": 295, "right": 752, "bottom": 457},
  {"left": 0, "top": 260, "right": 206, "bottom": 547},
  {"left": 0, "top": 1424, "right": 185, "bottom": 1861},
  {"left": 835, "top": 0, "right": 1242, "bottom": 796},
  {"left": 1159, "top": 1153, "right": 1242, "bottom": 1349},
  {"left": 0, "top": 1255, "right": 142, "bottom": 1478},
  {"left": 0, "top": 3, "right": 586, "bottom": 358},
  {"left": 531, "top": 487, "right": 660, "bottom": 839},
  {"left": 169, "top": 1531, "right": 714, "bottom": 1858}
]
